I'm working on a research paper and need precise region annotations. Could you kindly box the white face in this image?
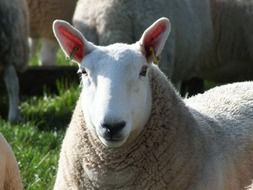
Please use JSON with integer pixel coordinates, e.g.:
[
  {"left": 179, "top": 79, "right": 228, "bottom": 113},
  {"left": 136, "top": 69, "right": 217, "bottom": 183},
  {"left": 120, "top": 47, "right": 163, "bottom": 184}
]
[
  {"left": 53, "top": 17, "right": 170, "bottom": 148},
  {"left": 79, "top": 43, "right": 152, "bottom": 147}
]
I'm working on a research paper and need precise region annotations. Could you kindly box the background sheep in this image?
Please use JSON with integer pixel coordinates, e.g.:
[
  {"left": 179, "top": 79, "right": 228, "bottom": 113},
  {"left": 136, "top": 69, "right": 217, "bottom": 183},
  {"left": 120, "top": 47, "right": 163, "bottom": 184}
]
[
  {"left": 27, "top": 0, "right": 77, "bottom": 65},
  {"left": 73, "top": 0, "right": 253, "bottom": 95},
  {"left": 72, "top": 0, "right": 212, "bottom": 91},
  {"left": 0, "top": 0, "right": 29, "bottom": 122},
  {"left": 0, "top": 133, "right": 23, "bottom": 190},
  {"left": 53, "top": 18, "right": 253, "bottom": 189},
  {"left": 205, "top": 0, "right": 253, "bottom": 83}
]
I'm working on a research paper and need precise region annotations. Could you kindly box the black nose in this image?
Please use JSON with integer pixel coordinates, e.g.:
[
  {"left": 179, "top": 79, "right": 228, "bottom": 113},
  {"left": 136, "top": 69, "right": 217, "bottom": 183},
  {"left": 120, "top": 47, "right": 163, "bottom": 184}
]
[{"left": 102, "top": 121, "right": 126, "bottom": 138}]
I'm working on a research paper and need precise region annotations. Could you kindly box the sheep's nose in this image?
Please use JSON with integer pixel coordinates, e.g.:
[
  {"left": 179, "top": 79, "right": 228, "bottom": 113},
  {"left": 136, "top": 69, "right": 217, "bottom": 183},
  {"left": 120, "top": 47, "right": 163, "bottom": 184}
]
[{"left": 102, "top": 121, "right": 126, "bottom": 138}]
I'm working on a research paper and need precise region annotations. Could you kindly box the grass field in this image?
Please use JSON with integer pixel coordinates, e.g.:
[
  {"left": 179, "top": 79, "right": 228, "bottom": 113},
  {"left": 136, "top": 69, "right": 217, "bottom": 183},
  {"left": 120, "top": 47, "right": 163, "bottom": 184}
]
[{"left": 0, "top": 50, "right": 80, "bottom": 189}]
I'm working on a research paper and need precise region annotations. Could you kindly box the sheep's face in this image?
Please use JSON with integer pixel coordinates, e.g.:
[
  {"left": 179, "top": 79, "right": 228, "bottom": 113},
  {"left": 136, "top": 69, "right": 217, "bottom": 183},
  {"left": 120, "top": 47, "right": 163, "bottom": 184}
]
[
  {"left": 79, "top": 44, "right": 152, "bottom": 147},
  {"left": 53, "top": 17, "right": 170, "bottom": 147}
]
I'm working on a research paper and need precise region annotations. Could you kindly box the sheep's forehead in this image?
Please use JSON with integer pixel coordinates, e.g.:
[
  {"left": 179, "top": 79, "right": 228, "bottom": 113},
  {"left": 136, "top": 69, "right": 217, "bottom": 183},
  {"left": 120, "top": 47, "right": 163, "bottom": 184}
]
[{"left": 82, "top": 43, "right": 145, "bottom": 74}]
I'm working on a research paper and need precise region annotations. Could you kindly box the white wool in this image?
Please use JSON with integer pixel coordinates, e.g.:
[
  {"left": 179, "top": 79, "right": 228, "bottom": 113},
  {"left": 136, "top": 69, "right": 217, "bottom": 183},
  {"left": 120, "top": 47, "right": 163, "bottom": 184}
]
[
  {"left": 53, "top": 18, "right": 253, "bottom": 190},
  {"left": 0, "top": 133, "right": 23, "bottom": 190}
]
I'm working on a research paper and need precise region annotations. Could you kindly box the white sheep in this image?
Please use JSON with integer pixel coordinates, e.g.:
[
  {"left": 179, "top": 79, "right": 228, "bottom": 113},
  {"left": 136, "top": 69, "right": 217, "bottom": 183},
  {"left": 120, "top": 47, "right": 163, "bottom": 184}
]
[
  {"left": 72, "top": 0, "right": 213, "bottom": 91},
  {"left": 0, "top": 133, "right": 23, "bottom": 190},
  {"left": 0, "top": 0, "right": 29, "bottom": 122},
  {"left": 26, "top": 0, "right": 77, "bottom": 65},
  {"left": 52, "top": 18, "right": 253, "bottom": 189},
  {"left": 73, "top": 0, "right": 253, "bottom": 95}
]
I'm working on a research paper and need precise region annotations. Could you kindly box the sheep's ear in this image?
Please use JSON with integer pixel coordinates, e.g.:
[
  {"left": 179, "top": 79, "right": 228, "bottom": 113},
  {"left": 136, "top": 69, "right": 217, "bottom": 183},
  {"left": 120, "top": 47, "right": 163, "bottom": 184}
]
[
  {"left": 52, "top": 20, "right": 95, "bottom": 64},
  {"left": 139, "top": 17, "right": 171, "bottom": 63}
]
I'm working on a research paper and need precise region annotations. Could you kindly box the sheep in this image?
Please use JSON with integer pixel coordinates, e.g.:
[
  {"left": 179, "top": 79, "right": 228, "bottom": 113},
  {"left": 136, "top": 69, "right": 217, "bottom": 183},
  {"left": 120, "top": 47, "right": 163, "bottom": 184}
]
[
  {"left": 26, "top": 0, "right": 77, "bottom": 65},
  {"left": 73, "top": 0, "right": 253, "bottom": 95},
  {"left": 72, "top": 0, "right": 213, "bottom": 92},
  {"left": 0, "top": 133, "right": 23, "bottom": 190},
  {"left": 0, "top": 0, "right": 29, "bottom": 122},
  {"left": 52, "top": 18, "right": 253, "bottom": 189}
]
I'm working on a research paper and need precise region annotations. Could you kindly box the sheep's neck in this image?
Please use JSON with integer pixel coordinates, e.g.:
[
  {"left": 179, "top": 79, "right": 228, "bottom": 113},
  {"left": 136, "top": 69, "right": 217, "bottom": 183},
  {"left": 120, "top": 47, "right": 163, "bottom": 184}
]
[
  {"left": 81, "top": 109, "right": 202, "bottom": 189},
  {"left": 78, "top": 68, "right": 204, "bottom": 189}
]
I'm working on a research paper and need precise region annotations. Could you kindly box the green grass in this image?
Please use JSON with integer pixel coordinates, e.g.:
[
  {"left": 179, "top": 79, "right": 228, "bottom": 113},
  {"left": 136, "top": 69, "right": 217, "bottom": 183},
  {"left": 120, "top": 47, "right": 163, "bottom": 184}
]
[
  {"left": 0, "top": 121, "right": 64, "bottom": 189},
  {"left": 0, "top": 82, "right": 80, "bottom": 189},
  {"left": 21, "top": 81, "right": 80, "bottom": 130}
]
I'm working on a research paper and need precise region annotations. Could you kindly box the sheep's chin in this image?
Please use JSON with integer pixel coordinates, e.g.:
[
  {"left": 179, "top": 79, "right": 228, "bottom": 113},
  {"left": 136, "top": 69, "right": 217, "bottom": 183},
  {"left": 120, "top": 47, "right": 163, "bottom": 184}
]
[{"left": 98, "top": 135, "right": 128, "bottom": 148}]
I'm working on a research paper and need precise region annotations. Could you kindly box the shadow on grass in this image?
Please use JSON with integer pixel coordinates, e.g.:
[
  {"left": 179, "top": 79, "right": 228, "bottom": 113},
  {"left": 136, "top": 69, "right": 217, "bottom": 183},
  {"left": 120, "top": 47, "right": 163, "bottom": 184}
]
[
  {"left": 0, "top": 80, "right": 80, "bottom": 131},
  {"left": 20, "top": 81, "right": 80, "bottom": 131}
]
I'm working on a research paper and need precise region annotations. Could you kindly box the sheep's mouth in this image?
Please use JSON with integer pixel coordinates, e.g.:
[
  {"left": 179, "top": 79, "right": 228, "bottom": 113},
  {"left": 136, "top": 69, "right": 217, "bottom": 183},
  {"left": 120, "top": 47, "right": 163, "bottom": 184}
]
[
  {"left": 98, "top": 128, "right": 125, "bottom": 142},
  {"left": 97, "top": 127, "right": 127, "bottom": 147},
  {"left": 103, "top": 136, "right": 123, "bottom": 142},
  {"left": 98, "top": 133, "right": 127, "bottom": 147},
  {"left": 100, "top": 137, "right": 127, "bottom": 148}
]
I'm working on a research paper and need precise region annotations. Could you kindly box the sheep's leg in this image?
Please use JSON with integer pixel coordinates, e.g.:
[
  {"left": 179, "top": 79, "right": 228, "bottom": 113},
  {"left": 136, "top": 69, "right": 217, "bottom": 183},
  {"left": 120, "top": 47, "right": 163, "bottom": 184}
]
[
  {"left": 40, "top": 38, "right": 58, "bottom": 66},
  {"left": 3, "top": 64, "right": 21, "bottom": 122},
  {"left": 28, "top": 37, "right": 39, "bottom": 59}
]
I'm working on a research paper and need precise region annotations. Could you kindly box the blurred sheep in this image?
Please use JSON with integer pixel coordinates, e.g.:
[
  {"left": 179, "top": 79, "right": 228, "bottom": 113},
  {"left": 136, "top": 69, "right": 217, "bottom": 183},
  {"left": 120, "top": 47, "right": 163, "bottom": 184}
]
[
  {"left": 73, "top": 0, "right": 253, "bottom": 95},
  {"left": 27, "top": 0, "right": 77, "bottom": 65},
  {"left": 0, "top": 0, "right": 29, "bottom": 122},
  {"left": 0, "top": 133, "right": 23, "bottom": 190}
]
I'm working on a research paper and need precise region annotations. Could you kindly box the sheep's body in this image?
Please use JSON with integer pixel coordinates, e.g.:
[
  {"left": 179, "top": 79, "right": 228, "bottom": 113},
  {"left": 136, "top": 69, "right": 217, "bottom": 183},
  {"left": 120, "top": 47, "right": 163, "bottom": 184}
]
[
  {"left": 0, "top": 0, "right": 29, "bottom": 122},
  {"left": 73, "top": 0, "right": 253, "bottom": 90},
  {"left": 0, "top": 133, "right": 23, "bottom": 190},
  {"left": 204, "top": 0, "right": 253, "bottom": 83},
  {"left": 73, "top": 0, "right": 212, "bottom": 88},
  {"left": 185, "top": 82, "right": 253, "bottom": 189},
  {"left": 54, "top": 66, "right": 253, "bottom": 189},
  {"left": 27, "top": 0, "right": 77, "bottom": 65},
  {"left": 53, "top": 18, "right": 253, "bottom": 189}
]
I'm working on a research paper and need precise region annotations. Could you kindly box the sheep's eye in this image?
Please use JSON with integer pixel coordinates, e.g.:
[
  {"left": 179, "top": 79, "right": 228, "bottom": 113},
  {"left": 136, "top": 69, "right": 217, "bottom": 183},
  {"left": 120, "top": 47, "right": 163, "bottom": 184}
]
[
  {"left": 139, "top": 65, "right": 148, "bottom": 77},
  {"left": 77, "top": 68, "right": 87, "bottom": 76}
]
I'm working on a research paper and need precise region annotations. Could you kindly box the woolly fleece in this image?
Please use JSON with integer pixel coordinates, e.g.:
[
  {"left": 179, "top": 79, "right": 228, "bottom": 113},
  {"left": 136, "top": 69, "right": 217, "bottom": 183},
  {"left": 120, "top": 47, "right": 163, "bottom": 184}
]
[
  {"left": 54, "top": 65, "right": 253, "bottom": 190},
  {"left": 27, "top": 0, "right": 77, "bottom": 40},
  {"left": 0, "top": 133, "right": 23, "bottom": 190}
]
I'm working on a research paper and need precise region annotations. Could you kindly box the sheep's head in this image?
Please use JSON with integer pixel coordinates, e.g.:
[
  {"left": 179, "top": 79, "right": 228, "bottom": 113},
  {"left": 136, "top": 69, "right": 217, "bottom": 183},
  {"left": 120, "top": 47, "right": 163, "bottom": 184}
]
[{"left": 53, "top": 18, "right": 170, "bottom": 148}]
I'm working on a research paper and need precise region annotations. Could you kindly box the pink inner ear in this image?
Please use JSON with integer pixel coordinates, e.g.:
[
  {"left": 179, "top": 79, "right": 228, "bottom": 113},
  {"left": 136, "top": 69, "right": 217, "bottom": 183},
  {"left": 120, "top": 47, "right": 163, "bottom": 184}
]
[
  {"left": 144, "top": 22, "right": 166, "bottom": 57},
  {"left": 58, "top": 26, "right": 84, "bottom": 62}
]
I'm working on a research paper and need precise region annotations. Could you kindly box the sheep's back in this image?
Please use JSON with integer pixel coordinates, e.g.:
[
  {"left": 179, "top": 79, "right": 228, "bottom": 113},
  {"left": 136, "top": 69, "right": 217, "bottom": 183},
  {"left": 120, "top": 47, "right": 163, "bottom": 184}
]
[
  {"left": 200, "top": 0, "right": 253, "bottom": 82},
  {"left": 0, "top": 0, "right": 29, "bottom": 71},
  {"left": 185, "top": 82, "right": 253, "bottom": 154},
  {"left": 27, "top": 0, "right": 77, "bottom": 40},
  {"left": 186, "top": 82, "right": 253, "bottom": 122},
  {"left": 185, "top": 82, "right": 253, "bottom": 189}
]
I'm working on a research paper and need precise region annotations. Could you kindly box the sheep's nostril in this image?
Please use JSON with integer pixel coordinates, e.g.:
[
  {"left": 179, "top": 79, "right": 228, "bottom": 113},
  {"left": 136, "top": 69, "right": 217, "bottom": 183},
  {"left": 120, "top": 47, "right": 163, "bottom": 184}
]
[{"left": 102, "top": 121, "right": 126, "bottom": 137}]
